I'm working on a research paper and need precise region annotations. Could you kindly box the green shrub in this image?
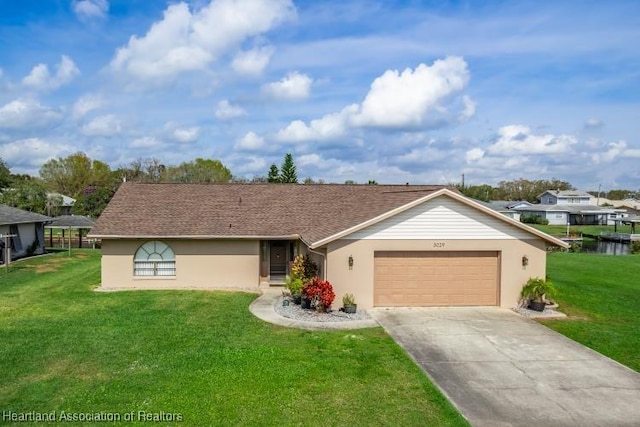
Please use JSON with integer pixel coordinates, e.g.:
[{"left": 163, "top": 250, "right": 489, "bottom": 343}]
[
  {"left": 631, "top": 241, "right": 640, "bottom": 255},
  {"left": 284, "top": 275, "right": 304, "bottom": 296},
  {"left": 342, "top": 293, "right": 356, "bottom": 306},
  {"left": 521, "top": 215, "right": 549, "bottom": 225}
]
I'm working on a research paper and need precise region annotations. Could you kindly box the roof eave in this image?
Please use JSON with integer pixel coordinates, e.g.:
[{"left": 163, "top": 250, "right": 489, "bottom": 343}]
[{"left": 86, "top": 233, "right": 303, "bottom": 240}]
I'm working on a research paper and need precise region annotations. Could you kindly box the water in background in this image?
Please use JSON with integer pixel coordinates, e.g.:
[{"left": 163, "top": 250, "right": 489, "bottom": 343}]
[{"left": 580, "top": 240, "right": 630, "bottom": 255}]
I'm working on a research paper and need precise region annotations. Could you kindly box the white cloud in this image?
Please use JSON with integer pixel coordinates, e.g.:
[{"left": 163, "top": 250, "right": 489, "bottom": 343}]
[
  {"left": 231, "top": 46, "right": 273, "bottom": 76},
  {"left": 72, "top": 93, "right": 105, "bottom": 120},
  {"left": 591, "top": 140, "right": 627, "bottom": 164},
  {"left": 109, "top": 0, "right": 294, "bottom": 81},
  {"left": 273, "top": 57, "right": 473, "bottom": 143},
  {"left": 465, "top": 147, "right": 485, "bottom": 163},
  {"left": 0, "top": 98, "right": 63, "bottom": 129},
  {"left": 350, "top": 56, "right": 471, "bottom": 128},
  {"left": 130, "top": 136, "right": 162, "bottom": 148},
  {"left": 0, "top": 138, "right": 72, "bottom": 170},
  {"left": 235, "top": 131, "right": 264, "bottom": 150},
  {"left": 73, "top": 0, "right": 109, "bottom": 20},
  {"left": 262, "top": 71, "right": 313, "bottom": 100},
  {"left": 172, "top": 127, "right": 200, "bottom": 143},
  {"left": 81, "top": 114, "right": 122, "bottom": 137},
  {"left": 214, "top": 99, "right": 246, "bottom": 120},
  {"left": 275, "top": 105, "right": 356, "bottom": 142},
  {"left": 487, "top": 125, "right": 576, "bottom": 155},
  {"left": 22, "top": 55, "right": 80, "bottom": 91}
]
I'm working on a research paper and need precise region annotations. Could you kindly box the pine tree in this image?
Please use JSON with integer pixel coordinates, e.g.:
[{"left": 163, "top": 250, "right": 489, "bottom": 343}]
[
  {"left": 267, "top": 164, "right": 280, "bottom": 183},
  {"left": 279, "top": 153, "right": 298, "bottom": 183}
]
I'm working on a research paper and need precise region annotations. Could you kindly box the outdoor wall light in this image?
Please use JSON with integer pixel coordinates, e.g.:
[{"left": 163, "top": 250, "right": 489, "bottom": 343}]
[
  {"left": 348, "top": 255, "right": 354, "bottom": 270},
  {"left": 522, "top": 255, "right": 529, "bottom": 268}
]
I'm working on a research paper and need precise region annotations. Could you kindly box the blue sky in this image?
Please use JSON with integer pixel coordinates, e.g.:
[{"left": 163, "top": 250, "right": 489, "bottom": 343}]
[{"left": 0, "top": 0, "right": 639, "bottom": 190}]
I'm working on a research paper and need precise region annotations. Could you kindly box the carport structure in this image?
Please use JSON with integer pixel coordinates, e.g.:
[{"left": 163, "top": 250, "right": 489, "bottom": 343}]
[{"left": 45, "top": 215, "right": 96, "bottom": 249}]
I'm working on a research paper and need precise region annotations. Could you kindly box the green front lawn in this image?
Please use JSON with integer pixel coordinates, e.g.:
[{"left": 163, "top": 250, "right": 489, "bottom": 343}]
[
  {"left": 544, "top": 252, "right": 640, "bottom": 372},
  {"left": 0, "top": 251, "right": 467, "bottom": 426}
]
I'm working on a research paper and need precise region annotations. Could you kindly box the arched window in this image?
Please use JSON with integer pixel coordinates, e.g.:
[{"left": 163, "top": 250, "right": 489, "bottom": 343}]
[{"left": 134, "top": 241, "right": 176, "bottom": 276}]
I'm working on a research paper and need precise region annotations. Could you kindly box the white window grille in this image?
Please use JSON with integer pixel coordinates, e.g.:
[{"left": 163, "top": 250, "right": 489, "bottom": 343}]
[{"left": 134, "top": 241, "right": 176, "bottom": 277}]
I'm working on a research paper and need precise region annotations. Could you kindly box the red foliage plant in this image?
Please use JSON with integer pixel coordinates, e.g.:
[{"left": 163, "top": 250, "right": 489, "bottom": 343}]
[{"left": 302, "top": 278, "right": 335, "bottom": 311}]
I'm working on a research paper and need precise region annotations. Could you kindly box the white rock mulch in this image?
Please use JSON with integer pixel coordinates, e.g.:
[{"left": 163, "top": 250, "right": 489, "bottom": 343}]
[
  {"left": 512, "top": 304, "right": 567, "bottom": 319},
  {"left": 274, "top": 296, "right": 371, "bottom": 323}
]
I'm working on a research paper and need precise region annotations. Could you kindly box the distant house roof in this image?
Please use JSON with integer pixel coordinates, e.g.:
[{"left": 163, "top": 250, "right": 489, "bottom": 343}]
[
  {"left": 0, "top": 204, "right": 51, "bottom": 226},
  {"left": 538, "top": 190, "right": 593, "bottom": 199},
  {"left": 515, "top": 204, "right": 615, "bottom": 214},
  {"left": 46, "top": 215, "right": 95, "bottom": 229},
  {"left": 89, "top": 183, "right": 568, "bottom": 248},
  {"left": 47, "top": 193, "right": 76, "bottom": 207},
  {"left": 479, "top": 200, "right": 531, "bottom": 211}
]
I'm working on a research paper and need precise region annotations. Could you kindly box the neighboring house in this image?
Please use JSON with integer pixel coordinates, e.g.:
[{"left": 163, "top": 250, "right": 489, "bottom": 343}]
[
  {"left": 538, "top": 190, "right": 593, "bottom": 205},
  {"left": 89, "top": 183, "right": 568, "bottom": 310},
  {"left": 47, "top": 193, "right": 76, "bottom": 216},
  {"left": 479, "top": 200, "right": 532, "bottom": 222},
  {"left": 0, "top": 204, "right": 50, "bottom": 264},
  {"left": 528, "top": 190, "right": 627, "bottom": 225}
]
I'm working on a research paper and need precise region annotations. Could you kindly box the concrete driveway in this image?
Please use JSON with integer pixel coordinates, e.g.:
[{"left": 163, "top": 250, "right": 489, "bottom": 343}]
[{"left": 371, "top": 307, "right": 640, "bottom": 427}]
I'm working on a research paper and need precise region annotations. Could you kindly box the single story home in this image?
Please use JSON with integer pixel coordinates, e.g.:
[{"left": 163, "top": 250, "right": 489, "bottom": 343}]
[
  {"left": 89, "top": 183, "right": 568, "bottom": 309},
  {"left": 479, "top": 200, "right": 532, "bottom": 222},
  {"left": 0, "top": 204, "right": 50, "bottom": 264},
  {"left": 514, "top": 204, "right": 627, "bottom": 226}
]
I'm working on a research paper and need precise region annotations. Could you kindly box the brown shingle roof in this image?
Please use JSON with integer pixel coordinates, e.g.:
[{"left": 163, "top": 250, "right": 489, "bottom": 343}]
[{"left": 89, "top": 183, "right": 452, "bottom": 244}]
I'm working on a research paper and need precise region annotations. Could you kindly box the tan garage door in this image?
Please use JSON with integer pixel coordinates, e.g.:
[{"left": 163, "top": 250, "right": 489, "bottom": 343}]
[{"left": 374, "top": 251, "right": 499, "bottom": 307}]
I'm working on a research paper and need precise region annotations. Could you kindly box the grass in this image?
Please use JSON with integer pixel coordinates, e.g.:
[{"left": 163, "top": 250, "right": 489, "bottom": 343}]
[
  {"left": 0, "top": 251, "right": 467, "bottom": 426},
  {"left": 543, "top": 252, "right": 640, "bottom": 372},
  {"left": 529, "top": 224, "right": 634, "bottom": 237}
]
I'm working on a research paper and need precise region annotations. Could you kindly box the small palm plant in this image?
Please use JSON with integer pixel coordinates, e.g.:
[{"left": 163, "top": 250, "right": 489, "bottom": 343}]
[{"left": 520, "top": 277, "right": 557, "bottom": 311}]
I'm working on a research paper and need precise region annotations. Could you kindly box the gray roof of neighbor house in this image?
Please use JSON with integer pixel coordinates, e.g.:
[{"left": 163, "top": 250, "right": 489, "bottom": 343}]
[
  {"left": 0, "top": 204, "right": 51, "bottom": 226},
  {"left": 538, "top": 190, "right": 592, "bottom": 199},
  {"left": 88, "top": 183, "right": 453, "bottom": 244},
  {"left": 479, "top": 200, "right": 531, "bottom": 211},
  {"left": 46, "top": 215, "right": 95, "bottom": 229},
  {"left": 515, "top": 204, "right": 615, "bottom": 214}
]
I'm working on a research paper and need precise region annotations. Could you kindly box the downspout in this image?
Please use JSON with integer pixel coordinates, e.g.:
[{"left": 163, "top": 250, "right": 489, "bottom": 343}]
[{"left": 307, "top": 247, "right": 327, "bottom": 280}]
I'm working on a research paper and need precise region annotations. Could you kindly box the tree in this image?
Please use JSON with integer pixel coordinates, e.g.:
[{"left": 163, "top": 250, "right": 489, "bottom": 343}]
[
  {"left": 73, "top": 185, "right": 117, "bottom": 218},
  {"left": 279, "top": 153, "right": 298, "bottom": 184},
  {"left": 163, "top": 158, "right": 232, "bottom": 183},
  {"left": 118, "top": 158, "right": 165, "bottom": 183},
  {"left": 344, "top": 180, "right": 357, "bottom": 185},
  {"left": 0, "top": 158, "right": 11, "bottom": 190},
  {"left": 496, "top": 178, "right": 573, "bottom": 202},
  {"left": 457, "top": 184, "right": 499, "bottom": 202},
  {"left": 39, "top": 152, "right": 113, "bottom": 198},
  {"left": 0, "top": 179, "right": 48, "bottom": 213},
  {"left": 267, "top": 164, "right": 280, "bottom": 183},
  {"left": 367, "top": 180, "right": 378, "bottom": 185}
]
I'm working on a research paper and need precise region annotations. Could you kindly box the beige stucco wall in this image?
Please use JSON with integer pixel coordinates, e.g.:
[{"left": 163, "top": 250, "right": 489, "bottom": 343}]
[
  {"left": 325, "top": 238, "right": 548, "bottom": 310},
  {"left": 101, "top": 239, "right": 260, "bottom": 290}
]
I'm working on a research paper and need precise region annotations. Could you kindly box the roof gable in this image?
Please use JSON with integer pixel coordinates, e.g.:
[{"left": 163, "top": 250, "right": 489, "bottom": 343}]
[
  {"left": 344, "top": 197, "right": 535, "bottom": 241},
  {"left": 311, "top": 189, "right": 568, "bottom": 248}
]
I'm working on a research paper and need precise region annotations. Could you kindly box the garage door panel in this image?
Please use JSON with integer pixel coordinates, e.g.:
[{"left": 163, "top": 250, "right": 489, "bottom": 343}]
[{"left": 374, "top": 251, "right": 499, "bottom": 307}]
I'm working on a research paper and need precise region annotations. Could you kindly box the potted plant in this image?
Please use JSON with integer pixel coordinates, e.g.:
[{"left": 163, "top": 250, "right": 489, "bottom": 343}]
[
  {"left": 520, "top": 277, "right": 557, "bottom": 311},
  {"left": 342, "top": 293, "right": 357, "bottom": 314}
]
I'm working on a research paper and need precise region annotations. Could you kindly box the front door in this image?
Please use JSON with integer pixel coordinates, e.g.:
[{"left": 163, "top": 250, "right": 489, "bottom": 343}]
[{"left": 269, "top": 241, "right": 287, "bottom": 278}]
